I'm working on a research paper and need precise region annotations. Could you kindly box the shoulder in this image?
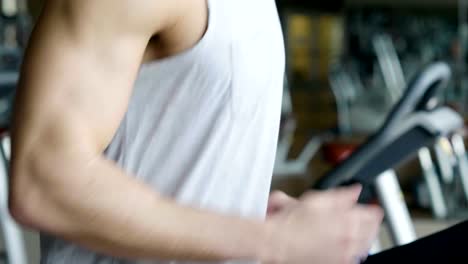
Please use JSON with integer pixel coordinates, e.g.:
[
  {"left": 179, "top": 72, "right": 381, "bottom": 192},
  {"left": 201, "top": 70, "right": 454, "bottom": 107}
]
[{"left": 40, "top": 0, "right": 187, "bottom": 36}]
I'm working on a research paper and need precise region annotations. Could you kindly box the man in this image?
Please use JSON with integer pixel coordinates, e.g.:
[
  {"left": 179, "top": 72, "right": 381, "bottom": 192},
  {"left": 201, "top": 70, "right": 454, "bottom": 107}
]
[{"left": 8, "top": 0, "right": 383, "bottom": 263}]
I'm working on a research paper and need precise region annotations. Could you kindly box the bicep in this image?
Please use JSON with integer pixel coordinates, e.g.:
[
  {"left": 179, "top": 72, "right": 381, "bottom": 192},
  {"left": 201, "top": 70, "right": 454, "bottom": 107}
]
[{"left": 13, "top": 0, "right": 161, "bottom": 156}]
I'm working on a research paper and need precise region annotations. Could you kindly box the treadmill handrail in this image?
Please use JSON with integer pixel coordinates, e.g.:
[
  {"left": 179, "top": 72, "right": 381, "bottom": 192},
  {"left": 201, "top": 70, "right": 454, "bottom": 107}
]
[
  {"left": 385, "top": 108, "right": 463, "bottom": 141},
  {"left": 315, "top": 107, "right": 463, "bottom": 188},
  {"left": 314, "top": 62, "right": 458, "bottom": 189},
  {"left": 382, "top": 62, "right": 451, "bottom": 131}
]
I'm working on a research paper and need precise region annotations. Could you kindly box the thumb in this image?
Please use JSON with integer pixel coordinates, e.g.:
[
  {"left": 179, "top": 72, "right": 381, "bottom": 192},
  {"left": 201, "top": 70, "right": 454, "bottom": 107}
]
[{"left": 327, "top": 184, "right": 363, "bottom": 208}]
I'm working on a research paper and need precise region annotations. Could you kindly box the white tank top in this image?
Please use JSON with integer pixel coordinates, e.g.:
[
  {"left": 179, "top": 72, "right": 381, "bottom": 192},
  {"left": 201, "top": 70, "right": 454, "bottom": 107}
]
[{"left": 40, "top": 0, "right": 285, "bottom": 263}]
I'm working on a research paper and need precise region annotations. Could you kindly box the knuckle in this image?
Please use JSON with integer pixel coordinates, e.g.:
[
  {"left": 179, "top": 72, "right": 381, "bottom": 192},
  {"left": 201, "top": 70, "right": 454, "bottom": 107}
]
[
  {"left": 341, "top": 231, "right": 354, "bottom": 250},
  {"left": 343, "top": 223, "right": 358, "bottom": 245},
  {"left": 270, "top": 191, "right": 285, "bottom": 200},
  {"left": 346, "top": 213, "right": 358, "bottom": 229},
  {"left": 300, "top": 193, "right": 319, "bottom": 208}
]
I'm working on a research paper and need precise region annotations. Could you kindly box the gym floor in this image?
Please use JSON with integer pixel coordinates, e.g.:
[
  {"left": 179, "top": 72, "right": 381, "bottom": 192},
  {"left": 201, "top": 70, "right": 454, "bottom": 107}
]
[{"left": 0, "top": 218, "right": 461, "bottom": 263}]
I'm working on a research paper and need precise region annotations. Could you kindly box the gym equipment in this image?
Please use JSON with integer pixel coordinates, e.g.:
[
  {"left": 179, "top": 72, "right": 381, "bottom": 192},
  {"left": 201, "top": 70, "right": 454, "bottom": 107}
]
[
  {"left": 386, "top": 32, "right": 468, "bottom": 220},
  {"left": 274, "top": 34, "right": 401, "bottom": 180},
  {"left": 328, "top": 63, "right": 391, "bottom": 135},
  {"left": 429, "top": 132, "right": 468, "bottom": 218},
  {"left": 313, "top": 62, "right": 463, "bottom": 247},
  {"left": 328, "top": 34, "right": 406, "bottom": 136},
  {"left": 418, "top": 146, "right": 449, "bottom": 219},
  {"left": 0, "top": 71, "right": 22, "bottom": 264},
  {"left": 0, "top": 1, "right": 24, "bottom": 262},
  {"left": 0, "top": 3, "right": 25, "bottom": 255},
  {"left": 373, "top": 34, "right": 406, "bottom": 105},
  {"left": 458, "top": 0, "right": 468, "bottom": 113},
  {"left": 274, "top": 78, "right": 335, "bottom": 180},
  {"left": 380, "top": 55, "right": 449, "bottom": 219},
  {"left": 0, "top": 132, "right": 26, "bottom": 264},
  {"left": 0, "top": 0, "right": 32, "bottom": 73},
  {"left": 372, "top": 33, "right": 459, "bottom": 220},
  {"left": 0, "top": 72, "right": 17, "bottom": 128},
  {"left": 451, "top": 133, "right": 468, "bottom": 203}
]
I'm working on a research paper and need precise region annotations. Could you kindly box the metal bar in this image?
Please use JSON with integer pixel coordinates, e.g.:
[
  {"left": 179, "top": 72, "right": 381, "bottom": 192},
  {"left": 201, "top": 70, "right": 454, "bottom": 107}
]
[
  {"left": 374, "top": 33, "right": 451, "bottom": 220},
  {"left": 375, "top": 170, "right": 417, "bottom": 246},
  {"left": 433, "top": 138, "right": 455, "bottom": 185},
  {"left": 451, "top": 133, "right": 468, "bottom": 202},
  {"left": 459, "top": 0, "right": 468, "bottom": 113},
  {"left": 418, "top": 148, "right": 449, "bottom": 219},
  {"left": 373, "top": 34, "right": 406, "bottom": 104},
  {"left": 0, "top": 135, "right": 26, "bottom": 264},
  {"left": 369, "top": 239, "right": 382, "bottom": 255}
]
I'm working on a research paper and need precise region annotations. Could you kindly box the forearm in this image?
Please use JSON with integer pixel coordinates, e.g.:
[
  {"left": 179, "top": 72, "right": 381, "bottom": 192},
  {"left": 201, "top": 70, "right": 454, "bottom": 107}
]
[{"left": 10, "top": 151, "right": 273, "bottom": 262}]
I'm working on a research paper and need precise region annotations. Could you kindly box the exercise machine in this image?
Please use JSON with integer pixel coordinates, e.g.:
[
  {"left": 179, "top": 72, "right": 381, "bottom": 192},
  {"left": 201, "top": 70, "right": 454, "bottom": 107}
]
[
  {"left": 374, "top": 33, "right": 468, "bottom": 220},
  {"left": 313, "top": 62, "right": 463, "bottom": 248},
  {"left": 0, "top": 132, "right": 26, "bottom": 264},
  {"left": 274, "top": 78, "right": 335, "bottom": 180},
  {"left": 0, "top": 72, "right": 23, "bottom": 264},
  {"left": 373, "top": 34, "right": 450, "bottom": 219}
]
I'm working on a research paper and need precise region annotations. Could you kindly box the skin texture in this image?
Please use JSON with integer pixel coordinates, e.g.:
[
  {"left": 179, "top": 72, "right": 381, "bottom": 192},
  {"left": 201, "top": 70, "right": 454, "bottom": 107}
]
[{"left": 9, "top": 0, "right": 384, "bottom": 263}]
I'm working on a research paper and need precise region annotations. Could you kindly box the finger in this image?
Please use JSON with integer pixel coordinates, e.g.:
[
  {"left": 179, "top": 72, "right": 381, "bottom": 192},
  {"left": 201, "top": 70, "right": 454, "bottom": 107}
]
[
  {"left": 267, "top": 191, "right": 296, "bottom": 215},
  {"left": 300, "top": 185, "right": 362, "bottom": 212},
  {"left": 350, "top": 205, "right": 384, "bottom": 257},
  {"left": 323, "top": 184, "right": 363, "bottom": 209}
]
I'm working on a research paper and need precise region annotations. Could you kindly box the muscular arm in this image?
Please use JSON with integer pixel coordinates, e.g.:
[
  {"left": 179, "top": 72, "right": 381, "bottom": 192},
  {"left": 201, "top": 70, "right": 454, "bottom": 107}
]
[{"left": 9, "top": 0, "right": 275, "bottom": 261}]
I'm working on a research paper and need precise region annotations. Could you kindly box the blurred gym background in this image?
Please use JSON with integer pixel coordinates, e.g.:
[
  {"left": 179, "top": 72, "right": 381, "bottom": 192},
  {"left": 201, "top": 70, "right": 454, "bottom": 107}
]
[
  {"left": 274, "top": 0, "right": 468, "bottom": 254},
  {"left": 274, "top": 0, "right": 468, "bottom": 206},
  {"left": 2, "top": 0, "right": 468, "bottom": 262}
]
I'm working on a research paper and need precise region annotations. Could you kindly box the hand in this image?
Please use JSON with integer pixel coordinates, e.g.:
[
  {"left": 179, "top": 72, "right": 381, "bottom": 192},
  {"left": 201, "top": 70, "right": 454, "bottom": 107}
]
[
  {"left": 264, "top": 185, "right": 383, "bottom": 264},
  {"left": 267, "top": 191, "right": 297, "bottom": 217}
]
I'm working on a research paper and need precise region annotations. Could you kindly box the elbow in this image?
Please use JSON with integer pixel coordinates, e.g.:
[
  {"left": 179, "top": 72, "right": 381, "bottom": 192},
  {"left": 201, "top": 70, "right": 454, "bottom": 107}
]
[
  {"left": 9, "top": 159, "right": 44, "bottom": 229},
  {"left": 8, "top": 189, "right": 37, "bottom": 228},
  {"left": 8, "top": 153, "right": 61, "bottom": 230},
  {"left": 9, "top": 186, "right": 40, "bottom": 229}
]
